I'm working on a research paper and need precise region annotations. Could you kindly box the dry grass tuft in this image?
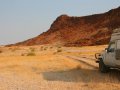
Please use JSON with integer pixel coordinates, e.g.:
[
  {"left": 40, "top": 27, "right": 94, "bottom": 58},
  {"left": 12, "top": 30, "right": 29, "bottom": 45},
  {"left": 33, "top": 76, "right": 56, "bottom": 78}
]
[
  {"left": 75, "top": 65, "right": 81, "bottom": 70},
  {"left": 40, "top": 46, "right": 44, "bottom": 51},
  {"left": 26, "top": 47, "right": 36, "bottom": 56},
  {"left": 21, "top": 53, "right": 26, "bottom": 56},
  {"left": 27, "top": 52, "right": 36, "bottom": 56},
  {"left": 50, "top": 47, "right": 53, "bottom": 49},
  {"left": 44, "top": 47, "right": 48, "bottom": 50},
  {"left": 0, "top": 50, "right": 3, "bottom": 53},
  {"left": 57, "top": 49, "right": 62, "bottom": 53},
  {"left": 10, "top": 47, "right": 20, "bottom": 52},
  {"left": 30, "top": 47, "right": 35, "bottom": 52},
  {"left": 58, "top": 46, "right": 62, "bottom": 48}
]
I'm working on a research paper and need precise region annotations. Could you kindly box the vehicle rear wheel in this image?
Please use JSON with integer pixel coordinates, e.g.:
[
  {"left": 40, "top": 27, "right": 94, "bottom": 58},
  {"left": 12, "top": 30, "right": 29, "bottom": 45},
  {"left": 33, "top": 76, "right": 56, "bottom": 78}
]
[{"left": 99, "top": 59, "right": 109, "bottom": 73}]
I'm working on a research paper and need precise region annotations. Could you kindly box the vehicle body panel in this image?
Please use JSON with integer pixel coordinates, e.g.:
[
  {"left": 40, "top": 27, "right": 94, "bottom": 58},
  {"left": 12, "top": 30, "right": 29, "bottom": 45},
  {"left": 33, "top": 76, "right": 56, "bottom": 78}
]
[{"left": 96, "top": 28, "right": 120, "bottom": 69}]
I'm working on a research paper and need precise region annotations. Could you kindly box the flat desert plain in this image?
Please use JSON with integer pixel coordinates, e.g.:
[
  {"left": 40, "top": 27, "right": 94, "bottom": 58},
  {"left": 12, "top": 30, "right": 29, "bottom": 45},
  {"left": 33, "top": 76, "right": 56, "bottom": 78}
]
[{"left": 0, "top": 45, "right": 120, "bottom": 90}]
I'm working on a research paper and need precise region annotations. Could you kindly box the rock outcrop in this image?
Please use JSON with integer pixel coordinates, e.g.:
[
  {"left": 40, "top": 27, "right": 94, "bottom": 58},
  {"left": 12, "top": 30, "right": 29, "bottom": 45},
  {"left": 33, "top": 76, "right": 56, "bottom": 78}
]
[{"left": 8, "top": 7, "right": 120, "bottom": 46}]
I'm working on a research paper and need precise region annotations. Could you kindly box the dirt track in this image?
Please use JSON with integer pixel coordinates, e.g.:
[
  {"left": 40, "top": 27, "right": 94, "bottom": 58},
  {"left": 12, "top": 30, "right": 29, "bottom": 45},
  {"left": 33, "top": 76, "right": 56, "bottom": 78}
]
[{"left": 0, "top": 45, "right": 120, "bottom": 90}]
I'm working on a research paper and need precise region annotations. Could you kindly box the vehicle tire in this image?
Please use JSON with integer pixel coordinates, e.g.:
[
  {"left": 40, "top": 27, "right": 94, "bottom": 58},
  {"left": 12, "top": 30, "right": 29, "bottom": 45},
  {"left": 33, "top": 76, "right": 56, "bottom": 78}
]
[{"left": 99, "top": 59, "right": 109, "bottom": 73}]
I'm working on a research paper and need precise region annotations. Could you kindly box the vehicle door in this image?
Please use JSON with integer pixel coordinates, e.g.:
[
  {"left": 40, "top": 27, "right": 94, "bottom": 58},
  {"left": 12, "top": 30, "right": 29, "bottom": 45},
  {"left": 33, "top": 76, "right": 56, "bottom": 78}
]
[
  {"left": 104, "top": 42, "right": 116, "bottom": 66},
  {"left": 115, "top": 40, "right": 120, "bottom": 66}
]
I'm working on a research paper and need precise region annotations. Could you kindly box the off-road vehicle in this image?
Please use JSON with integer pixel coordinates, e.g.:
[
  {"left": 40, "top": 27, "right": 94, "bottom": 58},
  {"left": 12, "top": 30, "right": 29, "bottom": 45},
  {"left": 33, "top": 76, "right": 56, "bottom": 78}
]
[{"left": 95, "top": 28, "right": 120, "bottom": 73}]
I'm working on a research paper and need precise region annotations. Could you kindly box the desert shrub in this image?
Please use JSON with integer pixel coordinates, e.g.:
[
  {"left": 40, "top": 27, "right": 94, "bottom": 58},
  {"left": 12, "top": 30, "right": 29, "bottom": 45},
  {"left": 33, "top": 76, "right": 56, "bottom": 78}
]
[
  {"left": 76, "top": 65, "right": 81, "bottom": 70},
  {"left": 40, "top": 46, "right": 43, "bottom": 50},
  {"left": 8, "top": 48, "right": 12, "bottom": 50},
  {"left": 11, "top": 47, "right": 21, "bottom": 52},
  {"left": 50, "top": 47, "right": 53, "bottom": 49},
  {"left": 11, "top": 48, "right": 17, "bottom": 52},
  {"left": 58, "top": 46, "right": 61, "bottom": 48},
  {"left": 25, "top": 47, "right": 36, "bottom": 56},
  {"left": 57, "top": 49, "right": 62, "bottom": 53},
  {"left": 21, "top": 53, "right": 26, "bottom": 56},
  {"left": 53, "top": 52, "right": 57, "bottom": 55},
  {"left": 30, "top": 47, "right": 35, "bottom": 52},
  {"left": 27, "top": 52, "right": 36, "bottom": 56},
  {"left": 21, "top": 54, "right": 24, "bottom": 56},
  {"left": 44, "top": 47, "right": 47, "bottom": 50},
  {"left": 0, "top": 50, "right": 3, "bottom": 53}
]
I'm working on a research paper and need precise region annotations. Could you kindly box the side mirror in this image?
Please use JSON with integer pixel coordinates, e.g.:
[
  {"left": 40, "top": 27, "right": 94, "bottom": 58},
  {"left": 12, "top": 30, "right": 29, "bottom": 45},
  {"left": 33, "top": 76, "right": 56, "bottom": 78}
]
[
  {"left": 105, "top": 48, "right": 108, "bottom": 52},
  {"left": 107, "top": 48, "right": 115, "bottom": 53}
]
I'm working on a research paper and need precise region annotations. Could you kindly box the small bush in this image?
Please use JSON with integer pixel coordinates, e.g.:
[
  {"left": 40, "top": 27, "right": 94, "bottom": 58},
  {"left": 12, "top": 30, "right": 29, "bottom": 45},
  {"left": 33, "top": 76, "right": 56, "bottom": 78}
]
[
  {"left": 30, "top": 47, "right": 35, "bottom": 52},
  {"left": 0, "top": 50, "right": 3, "bottom": 53},
  {"left": 11, "top": 48, "right": 17, "bottom": 52},
  {"left": 21, "top": 53, "right": 26, "bottom": 56},
  {"left": 50, "top": 47, "right": 53, "bottom": 49},
  {"left": 76, "top": 65, "right": 81, "bottom": 70},
  {"left": 27, "top": 52, "right": 36, "bottom": 56},
  {"left": 11, "top": 47, "right": 20, "bottom": 52},
  {"left": 40, "top": 46, "right": 44, "bottom": 51},
  {"left": 57, "top": 49, "right": 62, "bottom": 53},
  {"left": 58, "top": 46, "right": 61, "bottom": 48},
  {"left": 9, "top": 48, "right": 12, "bottom": 50},
  {"left": 44, "top": 47, "right": 47, "bottom": 50}
]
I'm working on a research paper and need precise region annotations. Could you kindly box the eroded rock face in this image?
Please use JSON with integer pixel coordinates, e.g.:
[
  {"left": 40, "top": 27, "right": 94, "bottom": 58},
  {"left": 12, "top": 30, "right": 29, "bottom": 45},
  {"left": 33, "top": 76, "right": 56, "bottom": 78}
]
[{"left": 8, "top": 7, "right": 120, "bottom": 46}]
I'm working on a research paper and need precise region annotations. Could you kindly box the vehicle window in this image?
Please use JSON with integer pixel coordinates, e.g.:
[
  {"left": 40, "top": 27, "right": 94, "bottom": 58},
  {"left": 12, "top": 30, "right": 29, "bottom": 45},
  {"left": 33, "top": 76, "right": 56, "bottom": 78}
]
[
  {"left": 109, "top": 43, "right": 115, "bottom": 49},
  {"left": 108, "top": 42, "right": 115, "bottom": 52},
  {"left": 117, "top": 40, "right": 120, "bottom": 49}
]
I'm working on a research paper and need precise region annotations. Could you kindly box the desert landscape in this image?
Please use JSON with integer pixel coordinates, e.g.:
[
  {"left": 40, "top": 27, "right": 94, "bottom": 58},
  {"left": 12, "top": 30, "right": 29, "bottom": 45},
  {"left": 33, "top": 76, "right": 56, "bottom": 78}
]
[
  {"left": 0, "top": 1, "right": 120, "bottom": 90},
  {"left": 0, "top": 45, "right": 120, "bottom": 90}
]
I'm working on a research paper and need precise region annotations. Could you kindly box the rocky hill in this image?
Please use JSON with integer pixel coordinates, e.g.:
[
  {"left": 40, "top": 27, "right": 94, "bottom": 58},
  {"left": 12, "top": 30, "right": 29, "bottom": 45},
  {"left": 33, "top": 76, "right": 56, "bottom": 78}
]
[{"left": 8, "top": 7, "right": 120, "bottom": 46}]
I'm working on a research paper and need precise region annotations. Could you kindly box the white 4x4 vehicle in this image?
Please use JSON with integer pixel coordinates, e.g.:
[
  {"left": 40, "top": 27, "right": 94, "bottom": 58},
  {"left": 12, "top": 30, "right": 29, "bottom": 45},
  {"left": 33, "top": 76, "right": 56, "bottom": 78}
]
[{"left": 95, "top": 28, "right": 120, "bottom": 73}]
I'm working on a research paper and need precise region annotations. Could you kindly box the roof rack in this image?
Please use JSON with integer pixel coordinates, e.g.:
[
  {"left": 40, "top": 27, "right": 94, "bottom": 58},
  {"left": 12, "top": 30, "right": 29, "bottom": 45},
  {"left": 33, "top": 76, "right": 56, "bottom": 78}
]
[
  {"left": 111, "top": 28, "right": 120, "bottom": 41},
  {"left": 113, "top": 28, "right": 120, "bottom": 33}
]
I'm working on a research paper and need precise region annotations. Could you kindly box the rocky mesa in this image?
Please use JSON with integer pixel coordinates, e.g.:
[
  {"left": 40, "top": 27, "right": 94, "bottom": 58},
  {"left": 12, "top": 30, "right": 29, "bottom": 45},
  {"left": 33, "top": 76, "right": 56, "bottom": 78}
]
[{"left": 8, "top": 7, "right": 120, "bottom": 46}]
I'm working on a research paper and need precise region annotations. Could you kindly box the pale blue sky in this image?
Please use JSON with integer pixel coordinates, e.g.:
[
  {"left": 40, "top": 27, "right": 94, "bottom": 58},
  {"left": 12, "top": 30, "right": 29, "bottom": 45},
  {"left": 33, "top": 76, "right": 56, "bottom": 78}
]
[{"left": 0, "top": 0, "right": 120, "bottom": 45}]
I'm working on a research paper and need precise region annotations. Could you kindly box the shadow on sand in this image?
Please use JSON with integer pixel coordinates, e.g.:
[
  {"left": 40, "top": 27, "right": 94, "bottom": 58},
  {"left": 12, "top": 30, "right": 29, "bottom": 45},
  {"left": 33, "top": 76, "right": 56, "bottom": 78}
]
[
  {"left": 42, "top": 68, "right": 120, "bottom": 83},
  {"left": 41, "top": 55, "right": 120, "bottom": 83}
]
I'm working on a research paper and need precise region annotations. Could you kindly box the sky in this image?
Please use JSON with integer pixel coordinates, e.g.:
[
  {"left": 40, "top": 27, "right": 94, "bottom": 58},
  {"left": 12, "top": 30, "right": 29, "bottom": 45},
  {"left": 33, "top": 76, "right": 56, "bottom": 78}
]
[{"left": 0, "top": 0, "right": 120, "bottom": 45}]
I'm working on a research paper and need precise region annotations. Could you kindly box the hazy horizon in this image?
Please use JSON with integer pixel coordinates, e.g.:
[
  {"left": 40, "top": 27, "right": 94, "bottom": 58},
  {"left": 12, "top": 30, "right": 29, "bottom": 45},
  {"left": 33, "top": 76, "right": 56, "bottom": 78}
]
[{"left": 0, "top": 0, "right": 120, "bottom": 45}]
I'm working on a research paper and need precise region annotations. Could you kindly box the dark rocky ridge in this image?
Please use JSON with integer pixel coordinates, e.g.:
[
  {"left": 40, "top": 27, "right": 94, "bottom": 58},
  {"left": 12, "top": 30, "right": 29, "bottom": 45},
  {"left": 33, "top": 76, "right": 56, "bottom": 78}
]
[{"left": 7, "top": 7, "right": 120, "bottom": 46}]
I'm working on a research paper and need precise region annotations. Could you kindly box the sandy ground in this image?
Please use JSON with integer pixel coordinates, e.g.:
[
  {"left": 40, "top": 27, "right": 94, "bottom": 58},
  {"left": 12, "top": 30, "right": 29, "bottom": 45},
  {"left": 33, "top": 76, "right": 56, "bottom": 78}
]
[{"left": 0, "top": 45, "right": 120, "bottom": 90}]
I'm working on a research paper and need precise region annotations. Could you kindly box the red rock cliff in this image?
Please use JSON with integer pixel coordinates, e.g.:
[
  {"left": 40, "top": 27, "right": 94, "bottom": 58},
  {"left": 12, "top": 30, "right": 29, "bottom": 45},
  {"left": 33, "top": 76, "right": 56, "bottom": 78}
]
[{"left": 8, "top": 7, "right": 120, "bottom": 46}]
